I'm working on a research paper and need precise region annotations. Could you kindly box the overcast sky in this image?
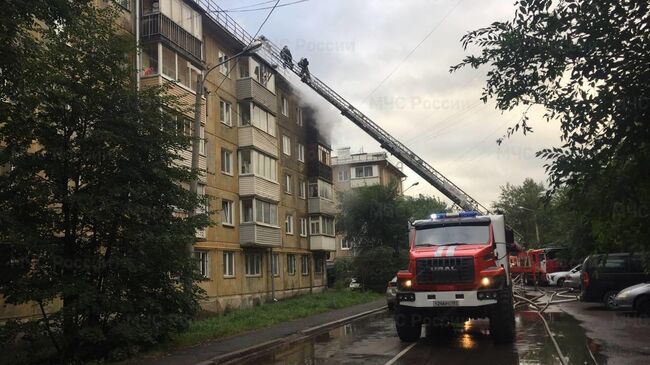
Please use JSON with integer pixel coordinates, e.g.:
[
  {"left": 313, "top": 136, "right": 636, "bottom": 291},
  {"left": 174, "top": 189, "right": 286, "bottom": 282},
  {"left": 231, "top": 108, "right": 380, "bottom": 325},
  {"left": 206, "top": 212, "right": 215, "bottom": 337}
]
[{"left": 217, "top": 0, "right": 562, "bottom": 207}]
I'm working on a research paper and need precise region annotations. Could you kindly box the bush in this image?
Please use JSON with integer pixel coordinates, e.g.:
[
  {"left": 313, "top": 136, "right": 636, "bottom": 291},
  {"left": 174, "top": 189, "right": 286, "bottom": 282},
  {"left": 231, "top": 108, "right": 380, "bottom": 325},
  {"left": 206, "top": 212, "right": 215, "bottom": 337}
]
[{"left": 353, "top": 247, "right": 408, "bottom": 293}]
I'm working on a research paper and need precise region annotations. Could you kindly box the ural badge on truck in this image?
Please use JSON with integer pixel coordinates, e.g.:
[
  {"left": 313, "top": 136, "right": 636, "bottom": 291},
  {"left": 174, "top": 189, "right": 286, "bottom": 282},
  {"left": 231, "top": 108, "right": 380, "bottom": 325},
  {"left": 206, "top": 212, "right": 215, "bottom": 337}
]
[{"left": 394, "top": 211, "right": 517, "bottom": 343}]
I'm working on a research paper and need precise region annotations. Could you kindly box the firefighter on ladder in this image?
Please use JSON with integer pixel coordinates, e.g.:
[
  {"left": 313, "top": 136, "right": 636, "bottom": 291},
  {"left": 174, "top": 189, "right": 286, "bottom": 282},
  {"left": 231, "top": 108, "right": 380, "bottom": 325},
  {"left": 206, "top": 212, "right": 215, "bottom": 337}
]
[
  {"left": 298, "top": 57, "right": 310, "bottom": 81},
  {"left": 280, "top": 45, "right": 292, "bottom": 67}
]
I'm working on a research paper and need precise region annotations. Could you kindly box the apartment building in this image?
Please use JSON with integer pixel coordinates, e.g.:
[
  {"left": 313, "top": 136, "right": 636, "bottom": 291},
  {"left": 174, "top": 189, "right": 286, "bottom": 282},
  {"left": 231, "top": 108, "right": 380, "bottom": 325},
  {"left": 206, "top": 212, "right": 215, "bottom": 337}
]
[
  {"left": 0, "top": 0, "right": 337, "bottom": 319},
  {"left": 329, "top": 148, "right": 406, "bottom": 263}
]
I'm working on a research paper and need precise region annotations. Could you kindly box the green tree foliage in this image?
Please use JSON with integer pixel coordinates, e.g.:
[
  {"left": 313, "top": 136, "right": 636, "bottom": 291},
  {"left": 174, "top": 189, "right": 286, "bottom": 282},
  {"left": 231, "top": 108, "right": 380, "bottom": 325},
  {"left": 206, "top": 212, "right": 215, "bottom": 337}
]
[
  {"left": 453, "top": 0, "right": 650, "bottom": 255},
  {"left": 401, "top": 194, "right": 449, "bottom": 221},
  {"left": 337, "top": 181, "right": 409, "bottom": 255},
  {"left": 337, "top": 183, "right": 449, "bottom": 291},
  {"left": 492, "top": 178, "right": 547, "bottom": 246},
  {"left": 0, "top": 5, "right": 208, "bottom": 363}
]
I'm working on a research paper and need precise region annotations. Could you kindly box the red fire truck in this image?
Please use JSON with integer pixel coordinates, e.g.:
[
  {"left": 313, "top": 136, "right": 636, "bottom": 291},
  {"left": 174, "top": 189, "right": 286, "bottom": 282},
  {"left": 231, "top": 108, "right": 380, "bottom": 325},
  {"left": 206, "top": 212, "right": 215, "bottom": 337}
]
[
  {"left": 394, "top": 211, "right": 517, "bottom": 343},
  {"left": 509, "top": 247, "right": 568, "bottom": 285}
]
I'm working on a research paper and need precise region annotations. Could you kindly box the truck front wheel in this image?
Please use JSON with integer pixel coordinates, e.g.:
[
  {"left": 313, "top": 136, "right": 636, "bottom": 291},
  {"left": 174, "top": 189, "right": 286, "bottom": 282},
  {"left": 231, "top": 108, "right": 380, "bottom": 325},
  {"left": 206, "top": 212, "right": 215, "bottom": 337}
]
[
  {"left": 490, "top": 286, "right": 516, "bottom": 344},
  {"left": 395, "top": 305, "right": 422, "bottom": 342}
]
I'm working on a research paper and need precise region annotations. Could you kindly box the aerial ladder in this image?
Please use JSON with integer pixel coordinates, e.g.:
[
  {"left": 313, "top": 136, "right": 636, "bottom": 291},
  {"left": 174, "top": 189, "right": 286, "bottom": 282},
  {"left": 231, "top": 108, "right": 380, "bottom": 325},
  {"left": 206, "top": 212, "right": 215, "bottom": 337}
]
[{"left": 195, "top": 0, "right": 491, "bottom": 215}]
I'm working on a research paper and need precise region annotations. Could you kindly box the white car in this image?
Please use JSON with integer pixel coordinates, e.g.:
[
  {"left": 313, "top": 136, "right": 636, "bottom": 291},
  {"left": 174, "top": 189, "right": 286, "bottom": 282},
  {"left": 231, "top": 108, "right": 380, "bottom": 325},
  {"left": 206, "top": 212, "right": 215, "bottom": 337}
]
[
  {"left": 547, "top": 264, "right": 581, "bottom": 287},
  {"left": 349, "top": 278, "right": 362, "bottom": 290}
]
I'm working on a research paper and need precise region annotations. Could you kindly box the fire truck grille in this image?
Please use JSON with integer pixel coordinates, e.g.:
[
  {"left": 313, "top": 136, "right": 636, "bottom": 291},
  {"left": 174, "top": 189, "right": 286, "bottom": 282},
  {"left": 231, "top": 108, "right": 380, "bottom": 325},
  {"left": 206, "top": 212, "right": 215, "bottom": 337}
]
[{"left": 415, "top": 256, "right": 475, "bottom": 284}]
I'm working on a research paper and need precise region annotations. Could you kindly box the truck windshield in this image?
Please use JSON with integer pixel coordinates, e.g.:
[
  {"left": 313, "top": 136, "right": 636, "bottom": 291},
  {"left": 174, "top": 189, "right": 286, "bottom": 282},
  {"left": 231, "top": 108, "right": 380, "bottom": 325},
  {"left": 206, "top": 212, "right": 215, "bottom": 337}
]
[{"left": 414, "top": 224, "right": 490, "bottom": 246}]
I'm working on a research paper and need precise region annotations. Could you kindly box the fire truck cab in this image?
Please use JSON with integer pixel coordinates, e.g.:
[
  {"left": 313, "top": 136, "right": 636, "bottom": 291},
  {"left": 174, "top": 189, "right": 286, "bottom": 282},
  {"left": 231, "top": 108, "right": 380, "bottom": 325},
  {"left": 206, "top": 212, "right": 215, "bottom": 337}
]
[{"left": 394, "top": 211, "right": 516, "bottom": 343}]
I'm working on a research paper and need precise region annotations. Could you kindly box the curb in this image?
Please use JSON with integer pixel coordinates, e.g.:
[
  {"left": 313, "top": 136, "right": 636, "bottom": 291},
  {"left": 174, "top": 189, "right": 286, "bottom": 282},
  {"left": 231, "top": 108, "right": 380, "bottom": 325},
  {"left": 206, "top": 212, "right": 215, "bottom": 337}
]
[{"left": 202, "top": 305, "right": 387, "bottom": 365}]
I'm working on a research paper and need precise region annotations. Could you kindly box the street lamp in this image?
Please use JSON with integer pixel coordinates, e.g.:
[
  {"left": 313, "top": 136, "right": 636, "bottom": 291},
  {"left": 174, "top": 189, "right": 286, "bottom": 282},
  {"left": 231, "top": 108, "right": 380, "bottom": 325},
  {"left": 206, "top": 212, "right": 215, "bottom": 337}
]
[
  {"left": 517, "top": 206, "right": 540, "bottom": 244},
  {"left": 403, "top": 181, "right": 419, "bottom": 193}
]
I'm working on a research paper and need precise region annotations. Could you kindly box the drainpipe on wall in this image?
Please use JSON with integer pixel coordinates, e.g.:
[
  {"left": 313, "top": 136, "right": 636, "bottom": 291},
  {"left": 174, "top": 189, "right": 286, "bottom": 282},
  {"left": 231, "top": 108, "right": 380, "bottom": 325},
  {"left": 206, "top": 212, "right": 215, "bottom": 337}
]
[
  {"left": 135, "top": 0, "right": 141, "bottom": 90},
  {"left": 269, "top": 248, "right": 276, "bottom": 301}
]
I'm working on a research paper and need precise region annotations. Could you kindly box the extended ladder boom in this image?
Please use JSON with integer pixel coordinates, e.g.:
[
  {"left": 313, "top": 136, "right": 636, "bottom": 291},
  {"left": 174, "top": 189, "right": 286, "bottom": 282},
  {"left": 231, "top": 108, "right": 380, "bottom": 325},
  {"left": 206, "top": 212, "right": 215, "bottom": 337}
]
[{"left": 195, "top": 0, "right": 491, "bottom": 215}]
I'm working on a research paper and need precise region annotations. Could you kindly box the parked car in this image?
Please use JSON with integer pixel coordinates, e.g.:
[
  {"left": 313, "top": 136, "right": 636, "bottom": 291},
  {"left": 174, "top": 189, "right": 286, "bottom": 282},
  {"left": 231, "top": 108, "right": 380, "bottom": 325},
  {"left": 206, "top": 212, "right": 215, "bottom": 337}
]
[
  {"left": 581, "top": 253, "right": 650, "bottom": 309},
  {"left": 547, "top": 264, "right": 581, "bottom": 287},
  {"left": 564, "top": 264, "right": 583, "bottom": 290},
  {"left": 349, "top": 278, "right": 362, "bottom": 291},
  {"left": 614, "top": 283, "right": 650, "bottom": 315},
  {"left": 386, "top": 276, "right": 397, "bottom": 310}
]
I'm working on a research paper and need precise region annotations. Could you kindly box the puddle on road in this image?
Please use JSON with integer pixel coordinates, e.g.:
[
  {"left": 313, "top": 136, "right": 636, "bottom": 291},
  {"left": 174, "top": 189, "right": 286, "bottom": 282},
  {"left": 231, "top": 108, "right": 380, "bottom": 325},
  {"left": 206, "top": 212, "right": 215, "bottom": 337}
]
[{"left": 238, "top": 311, "right": 606, "bottom": 365}]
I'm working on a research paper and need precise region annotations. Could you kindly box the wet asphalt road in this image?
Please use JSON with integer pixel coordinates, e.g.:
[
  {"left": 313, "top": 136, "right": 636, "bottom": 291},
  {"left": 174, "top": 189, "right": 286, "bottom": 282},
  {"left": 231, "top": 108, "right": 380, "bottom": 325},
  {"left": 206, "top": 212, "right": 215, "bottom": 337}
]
[{"left": 240, "top": 310, "right": 607, "bottom": 365}]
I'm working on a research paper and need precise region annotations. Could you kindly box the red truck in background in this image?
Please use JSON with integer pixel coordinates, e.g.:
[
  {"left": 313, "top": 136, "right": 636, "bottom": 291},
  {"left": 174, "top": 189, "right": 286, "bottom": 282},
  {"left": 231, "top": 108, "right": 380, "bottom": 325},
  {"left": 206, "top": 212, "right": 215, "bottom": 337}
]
[
  {"left": 509, "top": 247, "right": 569, "bottom": 285},
  {"left": 394, "top": 211, "right": 517, "bottom": 343}
]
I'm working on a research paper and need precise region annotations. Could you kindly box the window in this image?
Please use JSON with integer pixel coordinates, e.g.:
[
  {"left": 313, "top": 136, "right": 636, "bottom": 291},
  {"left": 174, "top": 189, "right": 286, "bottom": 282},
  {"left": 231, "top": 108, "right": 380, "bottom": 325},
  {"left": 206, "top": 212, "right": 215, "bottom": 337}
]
[
  {"left": 272, "top": 253, "right": 280, "bottom": 276},
  {"left": 298, "top": 179, "right": 306, "bottom": 198},
  {"left": 239, "top": 102, "right": 276, "bottom": 136},
  {"left": 223, "top": 251, "right": 235, "bottom": 277},
  {"left": 282, "top": 135, "right": 291, "bottom": 156},
  {"left": 195, "top": 251, "right": 210, "bottom": 278},
  {"left": 199, "top": 124, "right": 205, "bottom": 155},
  {"left": 161, "top": 45, "right": 200, "bottom": 91},
  {"left": 245, "top": 252, "right": 262, "bottom": 276},
  {"left": 241, "top": 199, "right": 253, "bottom": 223},
  {"left": 301, "top": 255, "right": 309, "bottom": 275},
  {"left": 314, "top": 256, "right": 323, "bottom": 274},
  {"left": 178, "top": 118, "right": 191, "bottom": 136},
  {"left": 297, "top": 107, "right": 303, "bottom": 126},
  {"left": 141, "top": 43, "right": 158, "bottom": 76},
  {"left": 241, "top": 198, "right": 278, "bottom": 226},
  {"left": 218, "top": 50, "right": 229, "bottom": 75},
  {"left": 341, "top": 238, "right": 351, "bottom": 250},
  {"left": 285, "top": 214, "right": 294, "bottom": 234},
  {"left": 355, "top": 165, "right": 375, "bottom": 178},
  {"left": 311, "top": 216, "right": 335, "bottom": 236},
  {"left": 221, "top": 149, "right": 233, "bottom": 175},
  {"left": 159, "top": 0, "right": 201, "bottom": 38},
  {"left": 287, "top": 254, "right": 296, "bottom": 275},
  {"left": 114, "top": 0, "right": 131, "bottom": 10},
  {"left": 284, "top": 174, "right": 292, "bottom": 194},
  {"left": 297, "top": 143, "right": 305, "bottom": 162},
  {"left": 196, "top": 184, "right": 207, "bottom": 214},
  {"left": 162, "top": 45, "right": 176, "bottom": 79},
  {"left": 338, "top": 169, "right": 349, "bottom": 181},
  {"left": 221, "top": 200, "right": 234, "bottom": 226},
  {"left": 300, "top": 218, "right": 308, "bottom": 237},
  {"left": 220, "top": 100, "right": 232, "bottom": 126},
  {"left": 239, "top": 150, "right": 277, "bottom": 181},
  {"left": 309, "top": 180, "right": 333, "bottom": 200},
  {"left": 281, "top": 96, "right": 289, "bottom": 116},
  {"left": 318, "top": 145, "right": 331, "bottom": 166},
  {"left": 310, "top": 217, "right": 320, "bottom": 235},
  {"left": 319, "top": 181, "right": 333, "bottom": 200}
]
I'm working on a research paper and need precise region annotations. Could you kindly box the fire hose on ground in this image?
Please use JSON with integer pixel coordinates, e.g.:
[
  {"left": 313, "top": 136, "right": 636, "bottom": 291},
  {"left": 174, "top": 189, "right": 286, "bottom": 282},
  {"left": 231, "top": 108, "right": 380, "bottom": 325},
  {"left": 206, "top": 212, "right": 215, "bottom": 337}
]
[{"left": 511, "top": 282, "right": 599, "bottom": 365}]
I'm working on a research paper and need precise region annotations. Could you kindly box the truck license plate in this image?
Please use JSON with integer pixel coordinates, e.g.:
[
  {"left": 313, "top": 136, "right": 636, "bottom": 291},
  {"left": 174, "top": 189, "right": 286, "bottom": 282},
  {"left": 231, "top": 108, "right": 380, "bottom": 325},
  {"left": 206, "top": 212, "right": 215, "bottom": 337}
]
[{"left": 431, "top": 300, "right": 459, "bottom": 307}]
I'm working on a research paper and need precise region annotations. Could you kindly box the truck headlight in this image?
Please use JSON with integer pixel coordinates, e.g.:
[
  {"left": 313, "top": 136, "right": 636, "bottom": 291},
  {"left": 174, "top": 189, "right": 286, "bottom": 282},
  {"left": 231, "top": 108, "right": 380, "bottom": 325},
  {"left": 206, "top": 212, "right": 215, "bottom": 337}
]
[
  {"left": 481, "top": 277, "right": 491, "bottom": 287},
  {"left": 404, "top": 279, "right": 412, "bottom": 288}
]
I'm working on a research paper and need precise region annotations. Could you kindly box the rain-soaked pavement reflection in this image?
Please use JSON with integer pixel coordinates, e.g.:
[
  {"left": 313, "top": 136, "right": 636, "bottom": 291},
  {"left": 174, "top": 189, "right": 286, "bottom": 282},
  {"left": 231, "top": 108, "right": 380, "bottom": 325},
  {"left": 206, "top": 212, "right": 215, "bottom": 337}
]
[{"left": 239, "top": 310, "right": 606, "bottom": 365}]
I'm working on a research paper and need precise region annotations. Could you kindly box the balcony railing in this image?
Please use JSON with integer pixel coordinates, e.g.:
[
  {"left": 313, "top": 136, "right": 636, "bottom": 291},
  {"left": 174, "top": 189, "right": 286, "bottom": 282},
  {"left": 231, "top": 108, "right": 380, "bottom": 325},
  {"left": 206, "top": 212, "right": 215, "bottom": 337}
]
[{"left": 141, "top": 13, "right": 202, "bottom": 62}]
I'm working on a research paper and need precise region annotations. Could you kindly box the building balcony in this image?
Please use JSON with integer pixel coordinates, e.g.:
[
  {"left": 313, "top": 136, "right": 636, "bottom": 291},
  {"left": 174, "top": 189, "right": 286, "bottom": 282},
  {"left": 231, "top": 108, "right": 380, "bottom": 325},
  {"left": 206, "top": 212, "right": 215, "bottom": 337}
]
[
  {"left": 141, "top": 12, "right": 202, "bottom": 63},
  {"left": 307, "top": 161, "right": 333, "bottom": 182},
  {"left": 176, "top": 149, "right": 207, "bottom": 183},
  {"left": 236, "top": 78, "right": 277, "bottom": 114},
  {"left": 350, "top": 176, "right": 380, "bottom": 188},
  {"left": 310, "top": 235, "right": 336, "bottom": 251},
  {"left": 308, "top": 197, "right": 337, "bottom": 215},
  {"left": 238, "top": 126, "right": 278, "bottom": 157},
  {"left": 240, "top": 223, "right": 281, "bottom": 247},
  {"left": 239, "top": 175, "right": 280, "bottom": 202}
]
